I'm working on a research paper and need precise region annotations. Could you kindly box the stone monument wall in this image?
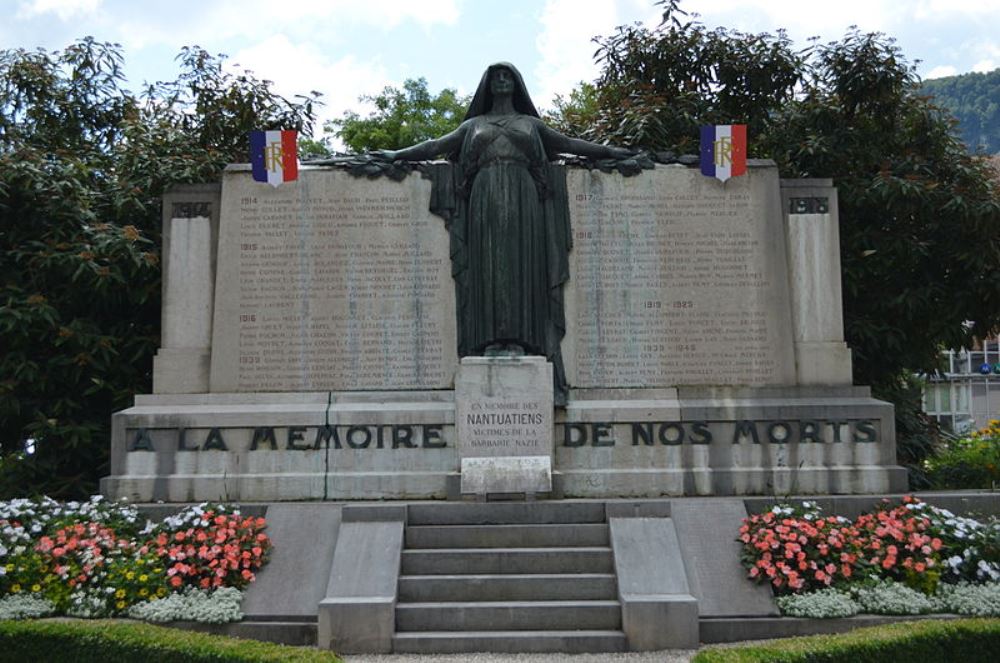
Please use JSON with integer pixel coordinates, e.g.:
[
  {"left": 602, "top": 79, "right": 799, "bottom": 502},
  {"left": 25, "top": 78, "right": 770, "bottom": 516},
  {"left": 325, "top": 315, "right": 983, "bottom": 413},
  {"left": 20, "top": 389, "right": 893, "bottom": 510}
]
[
  {"left": 101, "top": 162, "right": 907, "bottom": 502},
  {"left": 210, "top": 168, "right": 457, "bottom": 392},
  {"left": 563, "top": 165, "right": 795, "bottom": 388}
]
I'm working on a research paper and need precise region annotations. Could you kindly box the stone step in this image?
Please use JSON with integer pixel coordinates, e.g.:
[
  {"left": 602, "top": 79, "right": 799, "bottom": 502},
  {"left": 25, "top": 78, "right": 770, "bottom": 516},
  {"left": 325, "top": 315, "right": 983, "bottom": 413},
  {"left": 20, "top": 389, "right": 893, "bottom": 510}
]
[
  {"left": 398, "top": 573, "right": 618, "bottom": 602},
  {"left": 407, "top": 502, "right": 606, "bottom": 526},
  {"left": 405, "top": 523, "right": 610, "bottom": 548},
  {"left": 395, "top": 600, "right": 622, "bottom": 631},
  {"left": 400, "top": 547, "right": 614, "bottom": 575},
  {"left": 392, "top": 629, "right": 628, "bottom": 654}
]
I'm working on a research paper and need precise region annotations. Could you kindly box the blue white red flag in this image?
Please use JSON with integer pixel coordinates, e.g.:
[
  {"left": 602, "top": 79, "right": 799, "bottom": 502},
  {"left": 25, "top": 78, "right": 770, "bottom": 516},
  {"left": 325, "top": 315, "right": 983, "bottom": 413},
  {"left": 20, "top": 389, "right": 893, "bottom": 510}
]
[
  {"left": 250, "top": 130, "right": 298, "bottom": 187},
  {"left": 700, "top": 124, "right": 747, "bottom": 182}
]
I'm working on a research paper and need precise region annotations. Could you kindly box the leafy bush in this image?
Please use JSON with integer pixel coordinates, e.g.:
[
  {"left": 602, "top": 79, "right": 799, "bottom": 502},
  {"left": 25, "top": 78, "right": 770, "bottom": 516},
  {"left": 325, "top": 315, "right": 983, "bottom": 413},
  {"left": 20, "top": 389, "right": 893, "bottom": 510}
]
[
  {"left": 151, "top": 503, "right": 270, "bottom": 590},
  {"left": 0, "top": 40, "right": 319, "bottom": 499},
  {"left": 739, "top": 501, "right": 862, "bottom": 593},
  {"left": 692, "top": 618, "right": 1000, "bottom": 663},
  {"left": 852, "top": 496, "right": 942, "bottom": 592},
  {"left": 925, "top": 420, "right": 1000, "bottom": 490},
  {"left": 738, "top": 496, "right": 994, "bottom": 594},
  {"left": 0, "top": 497, "right": 269, "bottom": 621},
  {"left": 910, "top": 498, "right": 1000, "bottom": 583},
  {"left": 0, "top": 620, "right": 341, "bottom": 662}
]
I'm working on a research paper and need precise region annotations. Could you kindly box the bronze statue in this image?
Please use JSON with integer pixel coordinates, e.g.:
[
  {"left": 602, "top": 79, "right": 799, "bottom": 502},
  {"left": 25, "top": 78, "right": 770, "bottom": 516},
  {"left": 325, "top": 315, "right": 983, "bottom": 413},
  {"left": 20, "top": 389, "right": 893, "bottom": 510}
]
[{"left": 374, "top": 63, "right": 633, "bottom": 404}]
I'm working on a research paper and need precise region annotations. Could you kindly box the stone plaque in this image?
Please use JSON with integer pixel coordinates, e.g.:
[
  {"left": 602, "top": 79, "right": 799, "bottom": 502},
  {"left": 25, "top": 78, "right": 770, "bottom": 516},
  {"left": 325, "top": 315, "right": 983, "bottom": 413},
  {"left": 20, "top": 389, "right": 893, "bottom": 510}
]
[
  {"left": 563, "top": 165, "right": 796, "bottom": 388},
  {"left": 455, "top": 357, "right": 553, "bottom": 459},
  {"left": 210, "top": 168, "right": 457, "bottom": 391}
]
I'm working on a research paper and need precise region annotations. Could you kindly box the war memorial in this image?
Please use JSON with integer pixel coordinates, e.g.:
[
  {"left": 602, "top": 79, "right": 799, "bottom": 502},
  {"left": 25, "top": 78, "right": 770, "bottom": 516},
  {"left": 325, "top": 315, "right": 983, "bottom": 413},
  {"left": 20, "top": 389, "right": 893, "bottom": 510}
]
[{"left": 100, "top": 64, "right": 924, "bottom": 653}]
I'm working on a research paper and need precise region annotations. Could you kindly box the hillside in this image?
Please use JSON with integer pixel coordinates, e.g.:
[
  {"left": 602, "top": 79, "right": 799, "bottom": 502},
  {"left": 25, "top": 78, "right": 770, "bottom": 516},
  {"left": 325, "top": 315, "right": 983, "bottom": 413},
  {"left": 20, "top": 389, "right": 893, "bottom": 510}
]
[{"left": 922, "top": 69, "right": 1000, "bottom": 155}]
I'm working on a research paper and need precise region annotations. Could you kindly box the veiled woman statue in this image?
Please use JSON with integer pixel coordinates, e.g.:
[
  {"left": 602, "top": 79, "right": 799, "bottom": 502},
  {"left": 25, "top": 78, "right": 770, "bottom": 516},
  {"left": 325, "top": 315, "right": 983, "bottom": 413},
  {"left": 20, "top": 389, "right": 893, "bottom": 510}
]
[{"left": 375, "top": 63, "right": 633, "bottom": 405}]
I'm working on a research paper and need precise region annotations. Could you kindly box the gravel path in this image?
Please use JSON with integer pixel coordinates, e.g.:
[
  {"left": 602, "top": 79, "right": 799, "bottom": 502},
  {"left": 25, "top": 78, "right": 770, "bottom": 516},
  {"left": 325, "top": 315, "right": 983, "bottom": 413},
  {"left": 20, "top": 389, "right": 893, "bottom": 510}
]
[{"left": 345, "top": 651, "right": 699, "bottom": 663}]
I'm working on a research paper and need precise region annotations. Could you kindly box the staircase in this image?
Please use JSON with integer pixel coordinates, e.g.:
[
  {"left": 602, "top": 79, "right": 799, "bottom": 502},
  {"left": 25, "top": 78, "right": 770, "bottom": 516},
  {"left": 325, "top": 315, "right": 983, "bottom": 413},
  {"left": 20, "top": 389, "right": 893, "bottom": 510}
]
[{"left": 392, "top": 502, "right": 627, "bottom": 653}]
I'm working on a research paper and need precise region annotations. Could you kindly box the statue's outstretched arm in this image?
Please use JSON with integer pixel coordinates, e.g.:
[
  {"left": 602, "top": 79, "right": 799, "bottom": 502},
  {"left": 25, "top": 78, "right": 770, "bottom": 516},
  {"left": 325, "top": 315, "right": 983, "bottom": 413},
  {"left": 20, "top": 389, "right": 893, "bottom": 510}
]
[
  {"left": 538, "top": 122, "right": 634, "bottom": 160},
  {"left": 376, "top": 124, "right": 467, "bottom": 162}
]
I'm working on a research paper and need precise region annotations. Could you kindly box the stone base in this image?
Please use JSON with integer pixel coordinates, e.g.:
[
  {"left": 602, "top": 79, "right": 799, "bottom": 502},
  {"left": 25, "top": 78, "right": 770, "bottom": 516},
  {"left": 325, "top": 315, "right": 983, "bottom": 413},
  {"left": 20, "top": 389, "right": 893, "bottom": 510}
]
[
  {"left": 102, "top": 386, "right": 905, "bottom": 501},
  {"left": 460, "top": 456, "right": 552, "bottom": 496}
]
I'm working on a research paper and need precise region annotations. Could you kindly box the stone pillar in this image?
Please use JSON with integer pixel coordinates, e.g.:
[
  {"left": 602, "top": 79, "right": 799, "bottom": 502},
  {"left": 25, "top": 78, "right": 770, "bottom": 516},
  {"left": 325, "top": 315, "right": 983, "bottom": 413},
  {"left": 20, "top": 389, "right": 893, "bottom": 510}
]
[
  {"left": 455, "top": 356, "right": 554, "bottom": 496},
  {"left": 780, "top": 179, "right": 853, "bottom": 385},
  {"left": 152, "top": 185, "right": 221, "bottom": 393}
]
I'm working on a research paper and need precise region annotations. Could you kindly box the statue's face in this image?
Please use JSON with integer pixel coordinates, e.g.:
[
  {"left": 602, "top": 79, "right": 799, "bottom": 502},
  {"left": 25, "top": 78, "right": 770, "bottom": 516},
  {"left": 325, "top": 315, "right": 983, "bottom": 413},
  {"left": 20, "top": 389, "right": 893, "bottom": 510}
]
[{"left": 489, "top": 68, "right": 515, "bottom": 96}]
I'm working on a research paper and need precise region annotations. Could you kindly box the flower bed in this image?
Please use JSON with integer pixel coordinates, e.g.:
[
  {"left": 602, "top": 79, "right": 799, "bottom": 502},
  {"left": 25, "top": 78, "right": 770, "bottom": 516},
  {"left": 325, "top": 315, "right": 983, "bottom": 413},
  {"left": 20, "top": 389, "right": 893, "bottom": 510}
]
[
  {"left": 0, "top": 496, "right": 270, "bottom": 622},
  {"left": 739, "top": 495, "right": 1000, "bottom": 617},
  {"left": 925, "top": 420, "right": 1000, "bottom": 489}
]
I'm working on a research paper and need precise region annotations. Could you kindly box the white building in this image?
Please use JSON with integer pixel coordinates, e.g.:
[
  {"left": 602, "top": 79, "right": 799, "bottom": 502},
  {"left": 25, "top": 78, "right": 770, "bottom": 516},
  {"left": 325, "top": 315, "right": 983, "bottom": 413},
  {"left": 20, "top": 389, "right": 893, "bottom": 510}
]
[{"left": 923, "top": 334, "right": 1000, "bottom": 433}]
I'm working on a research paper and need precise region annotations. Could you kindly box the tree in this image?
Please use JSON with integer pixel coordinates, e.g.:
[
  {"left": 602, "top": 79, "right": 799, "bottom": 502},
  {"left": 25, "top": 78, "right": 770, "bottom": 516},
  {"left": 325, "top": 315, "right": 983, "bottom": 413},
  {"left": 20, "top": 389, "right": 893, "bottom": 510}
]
[
  {"left": 569, "top": 1, "right": 804, "bottom": 153},
  {"left": 565, "top": 1, "right": 1000, "bottom": 481},
  {"left": 922, "top": 69, "right": 1000, "bottom": 155},
  {"left": 544, "top": 82, "right": 601, "bottom": 139},
  {"left": 0, "top": 39, "right": 318, "bottom": 498},
  {"left": 328, "top": 77, "right": 468, "bottom": 153}
]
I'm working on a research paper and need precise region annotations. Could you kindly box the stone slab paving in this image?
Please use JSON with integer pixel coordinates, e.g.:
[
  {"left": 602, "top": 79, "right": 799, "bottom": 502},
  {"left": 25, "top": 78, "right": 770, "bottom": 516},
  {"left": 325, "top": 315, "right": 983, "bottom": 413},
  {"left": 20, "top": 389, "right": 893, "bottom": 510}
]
[{"left": 345, "top": 651, "right": 699, "bottom": 663}]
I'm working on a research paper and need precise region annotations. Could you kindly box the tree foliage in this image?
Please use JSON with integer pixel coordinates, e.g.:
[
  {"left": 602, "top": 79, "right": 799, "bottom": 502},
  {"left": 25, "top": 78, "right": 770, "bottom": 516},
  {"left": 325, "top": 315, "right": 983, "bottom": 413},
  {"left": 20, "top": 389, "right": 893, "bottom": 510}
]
[
  {"left": 557, "top": 1, "right": 804, "bottom": 154},
  {"left": 560, "top": 1, "right": 1000, "bottom": 479},
  {"left": 922, "top": 69, "right": 1000, "bottom": 155},
  {"left": 328, "top": 77, "right": 468, "bottom": 153},
  {"left": 0, "top": 38, "right": 318, "bottom": 498}
]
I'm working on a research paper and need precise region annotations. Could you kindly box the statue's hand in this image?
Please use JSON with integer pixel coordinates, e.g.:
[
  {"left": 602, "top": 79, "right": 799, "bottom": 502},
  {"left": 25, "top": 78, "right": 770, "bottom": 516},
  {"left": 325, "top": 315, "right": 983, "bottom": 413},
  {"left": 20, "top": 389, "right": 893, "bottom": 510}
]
[
  {"left": 372, "top": 149, "right": 399, "bottom": 162},
  {"left": 607, "top": 146, "right": 639, "bottom": 160}
]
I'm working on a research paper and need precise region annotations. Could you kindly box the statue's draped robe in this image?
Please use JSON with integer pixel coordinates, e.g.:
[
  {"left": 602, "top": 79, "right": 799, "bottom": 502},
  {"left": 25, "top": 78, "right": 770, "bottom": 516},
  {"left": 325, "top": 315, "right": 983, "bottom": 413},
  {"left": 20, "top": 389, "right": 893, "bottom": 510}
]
[{"left": 425, "top": 114, "right": 571, "bottom": 401}]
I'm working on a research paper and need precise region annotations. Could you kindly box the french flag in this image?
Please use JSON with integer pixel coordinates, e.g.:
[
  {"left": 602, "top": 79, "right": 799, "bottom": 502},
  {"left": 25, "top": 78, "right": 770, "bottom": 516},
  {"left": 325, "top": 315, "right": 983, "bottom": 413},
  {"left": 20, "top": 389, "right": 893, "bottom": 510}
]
[
  {"left": 250, "top": 130, "right": 298, "bottom": 187},
  {"left": 700, "top": 124, "right": 747, "bottom": 182}
]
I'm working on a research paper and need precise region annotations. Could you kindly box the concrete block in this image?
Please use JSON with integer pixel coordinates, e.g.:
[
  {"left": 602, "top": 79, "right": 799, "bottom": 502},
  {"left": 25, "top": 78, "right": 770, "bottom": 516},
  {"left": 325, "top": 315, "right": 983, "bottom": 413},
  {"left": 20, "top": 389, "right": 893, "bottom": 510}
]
[
  {"left": 319, "top": 597, "right": 394, "bottom": 653},
  {"left": 621, "top": 594, "right": 699, "bottom": 650},
  {"left": 241, "top": 504, "right": 341, "bottom": 620},
  {"left": 794, "top": 341, "right": 853, "bottom": 386},
  {"left": 609, "top": 517, "right": 699, "bottom": 650},
  {"left": 456, "top": 356, "right": 554, "bottom": 459},
  {"left": 152, "top": 348, "right": 212, "bottom": 394},
  {"left": 318, "top": 519, "right": 404, "bottom": 653},
  {"left": 460, "top": 456, "right": 552, "bottom": 496},
  {"left": 670, "top": 498, "right": 778, "bottom": 617}
]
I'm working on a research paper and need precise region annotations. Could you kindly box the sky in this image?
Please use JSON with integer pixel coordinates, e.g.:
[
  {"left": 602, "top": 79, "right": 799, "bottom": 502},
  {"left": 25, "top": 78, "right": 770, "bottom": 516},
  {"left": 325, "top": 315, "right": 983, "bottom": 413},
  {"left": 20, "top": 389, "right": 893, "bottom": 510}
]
[{"left": 4, "top": 0, "right": 1000, "bottom": 139}]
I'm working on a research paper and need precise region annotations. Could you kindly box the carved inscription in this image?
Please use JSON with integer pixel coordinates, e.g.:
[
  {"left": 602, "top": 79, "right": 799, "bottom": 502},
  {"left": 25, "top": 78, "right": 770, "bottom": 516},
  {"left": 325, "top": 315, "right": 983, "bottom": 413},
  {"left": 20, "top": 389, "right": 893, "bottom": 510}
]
[
  {"left": 567, "top": 169, "right": 792, "bottom": 386},
  {"left": 212, "top": 171, "right": 457, "bottom": 391},
  {"left": 463, "top": 399, "right": 548, "bottom": 455}
]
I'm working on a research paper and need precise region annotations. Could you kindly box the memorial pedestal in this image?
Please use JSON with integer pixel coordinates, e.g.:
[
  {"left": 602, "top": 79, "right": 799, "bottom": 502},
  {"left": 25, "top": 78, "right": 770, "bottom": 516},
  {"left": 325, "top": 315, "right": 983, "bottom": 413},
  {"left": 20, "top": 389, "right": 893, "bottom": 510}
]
[{"left": 455, "top": 357, "right": 554, "bottom": 497}]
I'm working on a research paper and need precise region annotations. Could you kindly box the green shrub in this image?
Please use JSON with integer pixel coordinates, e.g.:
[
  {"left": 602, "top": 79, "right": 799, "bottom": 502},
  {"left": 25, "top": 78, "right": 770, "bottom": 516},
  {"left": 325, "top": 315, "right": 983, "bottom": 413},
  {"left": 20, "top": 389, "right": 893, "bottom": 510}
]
[
  {"left": 692, "top": 618, "right": 1000, "bottom": 662},
  {"left": 925, "top": 420, "right": 1000, "bottom": 489},
  {"left": 0, "top": 619, "right": 342, "bottom": 662}
]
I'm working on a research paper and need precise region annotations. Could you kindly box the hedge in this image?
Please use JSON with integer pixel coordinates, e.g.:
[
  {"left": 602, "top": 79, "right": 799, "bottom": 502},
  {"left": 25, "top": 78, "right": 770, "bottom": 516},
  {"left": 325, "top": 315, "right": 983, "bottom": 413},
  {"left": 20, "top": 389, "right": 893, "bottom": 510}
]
[
  {"left": 0, "top": 619, "right": 342, "bottom": 662},
  {"left": 693, "top": 618, "right": 1000, "bottom": 663}
]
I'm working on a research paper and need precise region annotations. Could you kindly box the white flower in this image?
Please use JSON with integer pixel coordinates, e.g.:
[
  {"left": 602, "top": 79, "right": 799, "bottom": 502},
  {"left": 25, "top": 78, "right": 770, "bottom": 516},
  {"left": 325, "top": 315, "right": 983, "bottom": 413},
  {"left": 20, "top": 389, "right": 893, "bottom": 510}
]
[
  {"left": 776, "top": 589, "right": 859, "bottom": 619},
  {"left": 0, "top": 595, "right": 56, "bottom": 620},
  {"left": 853, "top": 581, "right": 933, "bottom": 615}
]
